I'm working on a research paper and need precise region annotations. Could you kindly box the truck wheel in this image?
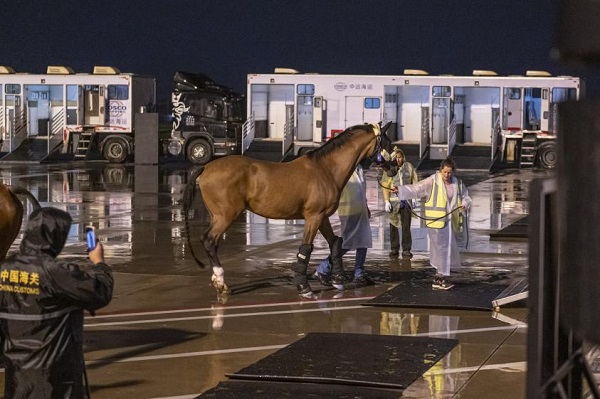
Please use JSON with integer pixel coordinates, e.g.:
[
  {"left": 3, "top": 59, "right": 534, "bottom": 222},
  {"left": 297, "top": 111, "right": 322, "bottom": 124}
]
[
  {"left": 536, "top": 141, "right": 557, "bottom": 169},
  {"left": 103, "top": 139, "right": 128, "bottom": 163},
  {"left": 187, "top": 139, "right": 212, "bottom": 165}
]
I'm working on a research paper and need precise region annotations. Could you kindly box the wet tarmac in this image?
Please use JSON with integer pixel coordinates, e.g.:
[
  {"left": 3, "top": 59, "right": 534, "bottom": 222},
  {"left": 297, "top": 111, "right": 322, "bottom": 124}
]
[{"left": 0, "top": 161, "right": 554, "bottom": 398}]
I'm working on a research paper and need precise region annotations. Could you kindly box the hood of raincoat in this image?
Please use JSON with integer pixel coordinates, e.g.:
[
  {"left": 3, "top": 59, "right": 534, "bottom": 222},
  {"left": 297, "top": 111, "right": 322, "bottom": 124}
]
[{"left": 19, "top": 207, "right": 72, "bottom": 257}]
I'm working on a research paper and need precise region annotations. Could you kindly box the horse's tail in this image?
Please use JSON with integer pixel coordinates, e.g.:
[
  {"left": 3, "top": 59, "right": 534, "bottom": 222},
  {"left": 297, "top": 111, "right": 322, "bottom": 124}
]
[
  {"left": 10, "top": 186, "right": 42, "bottom": 213},
  {"left": 183, "top": 165, "right": 207, "bottom": 269}
]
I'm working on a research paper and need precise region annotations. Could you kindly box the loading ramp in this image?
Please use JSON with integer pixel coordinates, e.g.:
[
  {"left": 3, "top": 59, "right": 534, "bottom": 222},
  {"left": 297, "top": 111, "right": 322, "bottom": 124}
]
[
  {"left": 0, "top": 138, "right": 65, "bottom": 163},
  {"left": 0, "top": 138, "right": 73, "bottom": 163}
]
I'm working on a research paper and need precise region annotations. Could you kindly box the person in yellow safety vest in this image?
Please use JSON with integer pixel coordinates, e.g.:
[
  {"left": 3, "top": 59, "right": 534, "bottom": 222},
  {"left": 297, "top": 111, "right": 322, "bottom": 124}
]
[
  {"left": 381, "top": 147, "right": 418, "bottom": 259},
  {"left": 314, "top": 164, "right": 373, "bottom": 289},
  {"left": 391, "top": 157, "right": 472, "bottom": 290}
]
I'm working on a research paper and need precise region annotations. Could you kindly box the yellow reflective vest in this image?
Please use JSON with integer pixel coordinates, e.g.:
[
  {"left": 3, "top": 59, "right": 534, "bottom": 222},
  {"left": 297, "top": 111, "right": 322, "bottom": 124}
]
[{"left": 424, "top": 172, "right": 464, "bottom": 231}]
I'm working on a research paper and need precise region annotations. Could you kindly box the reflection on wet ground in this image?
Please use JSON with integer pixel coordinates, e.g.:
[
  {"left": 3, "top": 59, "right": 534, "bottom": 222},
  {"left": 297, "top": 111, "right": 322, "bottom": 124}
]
[{"left": 0, "top": 161, "right": 548, "bottom": 398}]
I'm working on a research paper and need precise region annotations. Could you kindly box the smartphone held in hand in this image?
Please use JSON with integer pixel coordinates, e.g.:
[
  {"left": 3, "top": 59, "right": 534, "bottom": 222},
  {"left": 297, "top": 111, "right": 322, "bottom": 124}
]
[{"left": 86, "top": 227, "right": 96, "bottom": 251}]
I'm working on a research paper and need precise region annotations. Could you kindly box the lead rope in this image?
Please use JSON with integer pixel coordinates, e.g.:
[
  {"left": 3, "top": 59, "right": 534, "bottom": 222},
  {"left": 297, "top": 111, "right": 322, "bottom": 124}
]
[{"left": 407, "top": 203, "right": 469, "bottom": 249}]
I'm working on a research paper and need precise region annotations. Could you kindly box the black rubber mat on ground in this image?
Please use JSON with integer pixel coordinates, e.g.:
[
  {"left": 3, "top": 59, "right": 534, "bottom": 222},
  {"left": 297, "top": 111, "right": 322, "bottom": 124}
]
[
  {"left": 365, "top": 275, "right": 509, "bottom": 311},
  {"left": 226, "top": 332, "right": 458, "bottom": 390},
  {"left": 195, "top": 380, "right": 402, "bottom": 398},
  {"left": 490, "top": 215, "right": 528, "bottom": 240}
]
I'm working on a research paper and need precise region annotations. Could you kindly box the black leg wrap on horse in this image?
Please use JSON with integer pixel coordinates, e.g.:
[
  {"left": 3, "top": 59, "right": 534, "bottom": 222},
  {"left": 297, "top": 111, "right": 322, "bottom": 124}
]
[{"left": 292, "top": 244, "right": 313, "bottom": 290}]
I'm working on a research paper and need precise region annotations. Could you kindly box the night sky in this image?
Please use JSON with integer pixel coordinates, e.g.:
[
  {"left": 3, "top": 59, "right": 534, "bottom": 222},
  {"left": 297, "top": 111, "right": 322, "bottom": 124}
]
[{"left": 1, "top": 0, "right": 599, "bottom": 105}]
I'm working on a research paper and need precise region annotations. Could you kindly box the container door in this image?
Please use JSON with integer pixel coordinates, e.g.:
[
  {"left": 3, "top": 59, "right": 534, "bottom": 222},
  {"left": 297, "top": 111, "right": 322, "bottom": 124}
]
[
  {"left": 345, "top": 97, "right": 364, "bottom": 127},
  {"left": 448, "top": 100, "right": 456, "bottom": 156},
  {"left": 282, "top": 105, "right": 294, "bottom": 155},
  {"left": 313, "top": 97, "right": 326, "bottom": 142},
  {"left": 431, "top": 98, "right": 449, "bottom": 144},
  {"left": 83, "top": 85, "right": 105, "bottom": 125},
  {"left": 6, "top": 93, "right": 25, "bottom": 151},
  {"left": 268, "top": 85, "right": 293, "bottom": 139},
  {"left": 469, "top": 105, "right": 493, "bottom": 143},
  {"left": 420, "top": 105, "right": 430, "bottom": 158},
  {"left": 491, "top": 107, "right": 500, "bottom": 158},
  {"left": 503, "top": 88, "right": 522, "bottom": 130},
  {"left": 27, "top": 89, "right": 50, "bottom": 137},
  {"left": 540, "top": 88, "right": 550, "bottom": 132},
  {"left": 523, "top": 88, "right": 542, "bottom": 131},
  {"left": 345, "top": 96, "right": 381, "bottom": 127},
  {"left": 296, "top": 94, "right": 313, "bottom": 141},
  {"left": 362, "top": 97, "right": 382, "bottom": 125}
]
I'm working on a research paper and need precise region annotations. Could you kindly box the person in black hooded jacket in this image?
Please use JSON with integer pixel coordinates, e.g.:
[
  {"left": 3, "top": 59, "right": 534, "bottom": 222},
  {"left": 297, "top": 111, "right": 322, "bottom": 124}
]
[{"left": 0, "top": 207, "right": 113, "bottom": 398}]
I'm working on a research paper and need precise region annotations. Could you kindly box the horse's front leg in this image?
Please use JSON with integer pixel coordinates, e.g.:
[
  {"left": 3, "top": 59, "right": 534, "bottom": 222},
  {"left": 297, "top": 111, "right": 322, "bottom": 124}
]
[
  {"left": 292, "top": 215, "right": 323, "bottom": 298},
  {"left": 319, "top": 218, "right": 346, "bottom": 290}
]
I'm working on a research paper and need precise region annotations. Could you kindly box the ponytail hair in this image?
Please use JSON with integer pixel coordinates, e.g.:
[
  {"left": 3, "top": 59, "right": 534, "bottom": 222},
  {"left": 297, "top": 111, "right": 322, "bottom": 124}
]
[{"left": 440, "top": 157, "right": 456, "bottom": 171}]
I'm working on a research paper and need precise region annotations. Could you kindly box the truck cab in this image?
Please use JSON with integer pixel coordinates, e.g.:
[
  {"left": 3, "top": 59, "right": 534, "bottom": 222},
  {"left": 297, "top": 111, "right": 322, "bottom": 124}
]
[{"left": 165, "top": 72, "right": 245, "bottom": 164}]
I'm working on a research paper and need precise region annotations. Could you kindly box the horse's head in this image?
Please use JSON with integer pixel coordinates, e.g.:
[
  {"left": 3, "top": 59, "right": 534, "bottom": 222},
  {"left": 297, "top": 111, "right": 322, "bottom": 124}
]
[{"left": 364, "top": 121, "right": 394, "bottom": 168}]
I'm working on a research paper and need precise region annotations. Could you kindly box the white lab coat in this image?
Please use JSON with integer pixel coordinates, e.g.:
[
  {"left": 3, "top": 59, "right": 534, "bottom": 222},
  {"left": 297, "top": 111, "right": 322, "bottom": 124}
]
[
  {"left": 338, "top": 166, "right": 372, "bottom": 250},
  {"left": 395, "top": 173, "right": 472, "bottom": 275}
]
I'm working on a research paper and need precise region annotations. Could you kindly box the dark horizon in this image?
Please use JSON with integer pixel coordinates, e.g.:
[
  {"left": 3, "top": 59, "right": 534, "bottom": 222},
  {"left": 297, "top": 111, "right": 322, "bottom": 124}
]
[{"left": 1, "top": 0, "right": 599, "bottom": 103}]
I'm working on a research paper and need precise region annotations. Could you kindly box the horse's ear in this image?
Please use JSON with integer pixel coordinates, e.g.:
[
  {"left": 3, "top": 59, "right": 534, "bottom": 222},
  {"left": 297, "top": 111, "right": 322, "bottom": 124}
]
[{"left": 380, "top": 121, "right": 393, "bottom": 135}]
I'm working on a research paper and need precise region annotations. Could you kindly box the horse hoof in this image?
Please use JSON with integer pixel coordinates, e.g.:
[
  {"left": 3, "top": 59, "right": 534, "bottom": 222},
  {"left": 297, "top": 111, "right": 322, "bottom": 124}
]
[
  {"left": 297, "top": 283, "right": 314, "bottom": 298},
  {"left": 331, "top": 274, "right": 346, "bottom": 291},
  {"left": 299, "top": 291, "right": 316, "bottom": 299},
  {"left": 213, "top": 282, "right": 231, "bottom": 297}
]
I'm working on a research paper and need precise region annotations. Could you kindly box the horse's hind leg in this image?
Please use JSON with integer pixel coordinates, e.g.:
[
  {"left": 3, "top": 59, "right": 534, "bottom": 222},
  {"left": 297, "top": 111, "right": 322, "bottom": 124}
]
[{"left": 319, "top": 218, "right": 346, "bottom": 290}]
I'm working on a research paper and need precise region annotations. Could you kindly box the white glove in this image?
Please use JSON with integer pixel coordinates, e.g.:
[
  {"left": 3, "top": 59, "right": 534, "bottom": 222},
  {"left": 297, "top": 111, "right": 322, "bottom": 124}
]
[
  {"left": 385, "top": 201, "right": 392, "bottom": 213},
  {"left": 462, "top": 199, "right": 472, "bottom": 213}
]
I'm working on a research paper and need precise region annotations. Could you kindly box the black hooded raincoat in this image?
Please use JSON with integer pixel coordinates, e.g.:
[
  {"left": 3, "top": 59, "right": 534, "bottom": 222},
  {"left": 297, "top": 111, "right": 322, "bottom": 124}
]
[{"left": 0, "top": 208, "right": 113, "bottom": 398}]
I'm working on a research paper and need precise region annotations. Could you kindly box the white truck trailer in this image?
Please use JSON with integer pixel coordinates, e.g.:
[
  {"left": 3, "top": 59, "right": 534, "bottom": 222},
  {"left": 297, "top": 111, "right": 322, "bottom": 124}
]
[
  {"left": 0, "top": 65, "right": 155, "bottom": 163},
  {"left": 244, "top": 69, "right": 581, "bottom": 169}
]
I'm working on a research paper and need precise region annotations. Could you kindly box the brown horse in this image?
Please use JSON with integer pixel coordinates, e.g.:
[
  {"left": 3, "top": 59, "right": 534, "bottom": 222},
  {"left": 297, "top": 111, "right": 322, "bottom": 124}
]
[
  {"left": 0, "top": 185, "right": 41, "bottom": 260},
  {"left": 183, "top": 122, "right": 392, "bottom": 299}
]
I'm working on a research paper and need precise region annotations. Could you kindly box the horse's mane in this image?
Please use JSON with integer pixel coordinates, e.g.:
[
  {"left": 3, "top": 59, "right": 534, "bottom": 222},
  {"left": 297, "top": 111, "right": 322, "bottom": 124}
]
[{"left": 305, "top": 123, "right": 374, "bottom": 161}]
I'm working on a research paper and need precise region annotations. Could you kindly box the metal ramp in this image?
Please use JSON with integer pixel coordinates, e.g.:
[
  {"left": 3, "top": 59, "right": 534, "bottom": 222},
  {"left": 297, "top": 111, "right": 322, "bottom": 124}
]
[
  {"left": 74, "top": 128, "right": 95, "bottom": 160},
  {"left": 492, "top": 278, "right": 528, "bottom": 310},
  {"left": 1, "top": 138, "right": 53, "bottom": 162}
]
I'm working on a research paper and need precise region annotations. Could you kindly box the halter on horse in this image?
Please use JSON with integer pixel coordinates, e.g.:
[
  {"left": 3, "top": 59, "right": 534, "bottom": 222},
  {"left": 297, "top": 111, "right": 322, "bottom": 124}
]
[
  {"left": 0, "top": 185, "right": 41, "bottom": 260},
  {"left": 183, "top": 122, "right": 393, "bottom": 299}
]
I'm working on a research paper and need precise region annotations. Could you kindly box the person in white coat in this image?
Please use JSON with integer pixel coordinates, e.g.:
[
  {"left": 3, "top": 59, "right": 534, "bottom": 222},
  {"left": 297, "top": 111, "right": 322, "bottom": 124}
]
[
  {"left": 392, "top": 157, "right": 471, "bottom": 290},
  {"left": 314, "top": 165, "right": 373, "bottom": 289}
]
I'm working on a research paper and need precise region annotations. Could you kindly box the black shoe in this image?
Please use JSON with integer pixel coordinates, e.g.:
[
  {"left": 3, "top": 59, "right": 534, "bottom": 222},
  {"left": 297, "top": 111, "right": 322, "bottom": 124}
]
[
  {"left": 312, "top": 271, "right": 332, "bottom": 286},
  {"left": 331, "top": 273, "right": 346, "bottom": 291},
  {"left": 353, "top": 275, "right": 374, "bottom": 288},
  {"left": 389, "top": 250, "right": 399, "bottom": 258},
  {"left": 401, "top": 251, "right": 413, "bottom": 259}
]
